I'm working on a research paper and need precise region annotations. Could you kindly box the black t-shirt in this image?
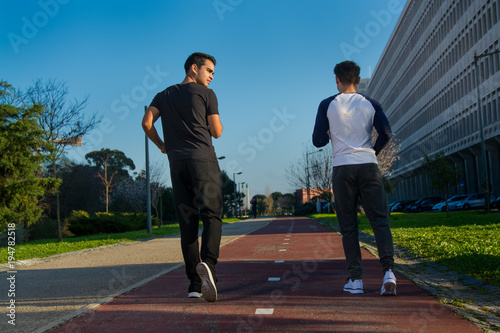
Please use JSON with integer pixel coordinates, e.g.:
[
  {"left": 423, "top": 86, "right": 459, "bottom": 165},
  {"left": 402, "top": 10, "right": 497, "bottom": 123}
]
[{"left": 150, "top": 82, "right": 219, "bottom": 162}]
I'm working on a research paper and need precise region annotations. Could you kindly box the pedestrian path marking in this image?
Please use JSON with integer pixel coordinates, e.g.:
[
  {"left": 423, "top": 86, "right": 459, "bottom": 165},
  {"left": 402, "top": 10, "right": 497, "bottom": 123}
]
[
  {"left": 268, "top": 277, "right": 281, "bottom": 281},
  {"left": 279, "top": 249, "right": 287, "bottom": 252},
  {"left": 282, "top": 243, "right": 289, "bottom": 245},
  {"left": 255, "top": 308, "right": 274, "bottom": 315},
  {"left": 274, "top": 260, "right": 284, "bottom": 263}
]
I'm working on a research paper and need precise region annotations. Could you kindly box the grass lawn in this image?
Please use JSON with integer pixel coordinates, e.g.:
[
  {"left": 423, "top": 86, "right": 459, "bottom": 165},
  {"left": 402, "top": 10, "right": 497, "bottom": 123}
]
[
  {"left": 311, "top": 211, "right": 500, "bottom": 288},
  {"left": 1, "top": 218, "right": 242, "bottom": 264}
]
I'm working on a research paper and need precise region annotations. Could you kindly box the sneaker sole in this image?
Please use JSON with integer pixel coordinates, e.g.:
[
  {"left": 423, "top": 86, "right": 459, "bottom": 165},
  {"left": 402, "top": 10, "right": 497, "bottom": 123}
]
[
  {"left": 196, "top": 262, "right": 217, "bottom": 302},
  {"left": 343, "top": 288, "right": 364, "bottom": 294},
  {"left": 381, "top": 282, "right": 396, "bottom": 296}
]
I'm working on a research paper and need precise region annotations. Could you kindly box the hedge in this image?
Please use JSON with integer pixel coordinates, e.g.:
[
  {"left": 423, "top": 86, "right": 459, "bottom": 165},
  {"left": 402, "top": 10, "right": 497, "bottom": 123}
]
[{"left": 68, "top": 211, "right": 157, "bottom": 236}]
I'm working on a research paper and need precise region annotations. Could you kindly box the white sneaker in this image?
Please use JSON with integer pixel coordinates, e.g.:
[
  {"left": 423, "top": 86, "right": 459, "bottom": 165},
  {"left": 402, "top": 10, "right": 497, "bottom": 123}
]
[
  {"left": 196, "top": 262, "right": 217, "bottom": 302},
  {"left": 187, "top": 291, "right": 202, "bottom": 298},
  {"left": 381, "top": 269, "right": 397, "bottom": 296},
  {"left": 343, "top": 278, "right": 364, "bottom": 294}
]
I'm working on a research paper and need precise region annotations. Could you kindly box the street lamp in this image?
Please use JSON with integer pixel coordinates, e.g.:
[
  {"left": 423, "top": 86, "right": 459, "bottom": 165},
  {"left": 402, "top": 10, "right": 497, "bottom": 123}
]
[
  {"left": 239, "top": 181, "right": 245, "bottom": 216},
  {"left": 474, "top": 49, "right": 500, "bottom": 212},
  {"left": 306, "top": 149, "right": 323, "bottom": 202},
  {"left": 233, "top": 171, "right": 242, "bottom": 217}
]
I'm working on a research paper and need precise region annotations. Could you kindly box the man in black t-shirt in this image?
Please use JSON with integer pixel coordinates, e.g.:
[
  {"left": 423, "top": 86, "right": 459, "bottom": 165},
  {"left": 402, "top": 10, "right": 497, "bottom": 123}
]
[{"left": 142, "top": 52, "right": 223, "bottom": 302}]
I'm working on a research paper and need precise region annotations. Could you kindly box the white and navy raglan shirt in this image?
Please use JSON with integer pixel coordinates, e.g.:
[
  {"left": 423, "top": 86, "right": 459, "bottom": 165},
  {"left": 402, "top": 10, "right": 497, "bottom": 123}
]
[{"left": 312, "top": 92, "right": 392, "bottom": 167}]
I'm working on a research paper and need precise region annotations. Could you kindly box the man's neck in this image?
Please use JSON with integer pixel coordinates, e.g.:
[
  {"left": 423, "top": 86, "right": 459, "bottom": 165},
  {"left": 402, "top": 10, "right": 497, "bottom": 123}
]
[
  {"left": 339, "top": 85, "right": 357, "bottom": 94},
  {"left": 181, "top": 75, "right": 195, "bottom": 84}
]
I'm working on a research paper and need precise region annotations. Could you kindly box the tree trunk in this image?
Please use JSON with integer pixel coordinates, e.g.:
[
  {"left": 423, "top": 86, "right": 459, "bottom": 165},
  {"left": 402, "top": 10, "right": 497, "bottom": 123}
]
[{"left": 53, "top": 162, "right": 63, "bottom": 242}]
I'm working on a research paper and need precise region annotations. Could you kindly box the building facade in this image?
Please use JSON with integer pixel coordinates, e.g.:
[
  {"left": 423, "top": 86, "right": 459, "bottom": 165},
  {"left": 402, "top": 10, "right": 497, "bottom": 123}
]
[{"left": 366, "top": 0, "right": 500, "bottom": 201}]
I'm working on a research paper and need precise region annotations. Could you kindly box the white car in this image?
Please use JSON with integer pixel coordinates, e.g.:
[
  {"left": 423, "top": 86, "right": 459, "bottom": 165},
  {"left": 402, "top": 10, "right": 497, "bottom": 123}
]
[
  {"left": 432, "top": 195, "right": 469, "bottom": 212},
  {"left": 455, "top": 193, "right": 497, "bottom": 210}
]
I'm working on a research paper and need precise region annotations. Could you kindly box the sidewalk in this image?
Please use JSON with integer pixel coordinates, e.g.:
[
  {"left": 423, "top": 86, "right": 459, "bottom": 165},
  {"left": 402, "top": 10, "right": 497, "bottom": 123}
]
[{"left": 25, "top": 217, "right": 484, "bottom": 332}]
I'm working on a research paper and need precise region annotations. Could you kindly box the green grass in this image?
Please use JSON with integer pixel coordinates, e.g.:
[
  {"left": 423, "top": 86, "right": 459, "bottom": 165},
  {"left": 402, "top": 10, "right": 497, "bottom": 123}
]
[
  {"left": 311, "top": 211, "right": 500, "bottom": 287},
  {"left": 1, "top": 218, "right": 242, "bottom": 264}
]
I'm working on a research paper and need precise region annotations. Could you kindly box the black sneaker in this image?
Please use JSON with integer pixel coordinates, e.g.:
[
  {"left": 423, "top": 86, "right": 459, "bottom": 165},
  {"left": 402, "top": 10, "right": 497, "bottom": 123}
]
[{"left": 196, "top": 262, "right": 217, "bottom": 302}]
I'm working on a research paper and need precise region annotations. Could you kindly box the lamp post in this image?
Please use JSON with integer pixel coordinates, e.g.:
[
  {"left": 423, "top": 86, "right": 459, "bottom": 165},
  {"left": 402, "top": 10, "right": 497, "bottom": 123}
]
[
  {"left": 306, "top": 149, "right": 323, "bottom": 202},
  {"left": 144, "top": 106, "right": 152, "bottom": 233},
  {"left": 474, "top": 49, "right": 500, "bottom": 213},
  {"left": 233, "top": 171, "right": 242, "bottom": 217},
  {"left": 239, "top": 181, "right": 245, "bottom": 216}
]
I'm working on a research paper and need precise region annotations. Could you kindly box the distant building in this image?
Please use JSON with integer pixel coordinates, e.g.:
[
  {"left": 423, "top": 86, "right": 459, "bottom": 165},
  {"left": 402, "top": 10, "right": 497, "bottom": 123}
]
[
  {"left": 357, "top": 78, "right": 370, "bottom": 95},
  {"left": 365, "top": 0, "right": 500, "bottom": 201},
  {"left": 294, "top": 188, "right": 333, "bottom": 204}
]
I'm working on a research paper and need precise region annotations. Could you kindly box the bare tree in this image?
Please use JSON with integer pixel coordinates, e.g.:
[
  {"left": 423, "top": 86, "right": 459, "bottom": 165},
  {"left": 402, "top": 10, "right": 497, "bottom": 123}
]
[
  {"left": 373, "top": 130, "right": 400, "bottom": 193},
  {"left": 149, "top": 158, "right": 169, "bottom": 225},
  {"left": 286, "top": 145, "right": 334, "bottom": 211},
  {"left": 373, "top": 130, "right": 400, "bottom": 176},
  {"left": 21, "top": 79, "right": 101, "bottom": 241},
  {"left": 85, "top": 149, "right": 135, "bottom": 214}
]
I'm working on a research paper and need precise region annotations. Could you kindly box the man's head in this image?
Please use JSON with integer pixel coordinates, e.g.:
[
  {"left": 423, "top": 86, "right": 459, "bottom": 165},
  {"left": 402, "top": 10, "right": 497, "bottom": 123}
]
[
  {"left": 334, "top": 61, "right": 360, "bottom": 86},
  {"left": 184, "top": 52, "right": 216, "bottom": 87}
]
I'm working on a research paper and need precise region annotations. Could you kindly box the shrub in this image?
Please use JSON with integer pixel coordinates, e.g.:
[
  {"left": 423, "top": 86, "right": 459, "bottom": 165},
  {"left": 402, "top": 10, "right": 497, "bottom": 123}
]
[
  {"left": 28, "top": 219, "right": 58, "bottom": 240},
  {"left": 68, "top": 211, "right": 154, "bottom": 236},
  {"left": 294, "top": 203, "right": 316, "bottom": 216}
]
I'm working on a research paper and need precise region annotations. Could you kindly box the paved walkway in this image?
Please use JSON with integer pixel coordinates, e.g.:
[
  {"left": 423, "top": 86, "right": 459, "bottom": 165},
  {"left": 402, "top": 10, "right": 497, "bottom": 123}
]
[{"left": 4, "top": 217, "right": 493, "bottom": 332}]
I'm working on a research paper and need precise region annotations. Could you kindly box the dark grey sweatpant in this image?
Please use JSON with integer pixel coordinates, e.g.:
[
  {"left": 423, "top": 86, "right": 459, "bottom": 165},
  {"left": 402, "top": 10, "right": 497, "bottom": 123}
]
[{"left": 332, "top": 163, "right": 394, "bottom": 280}]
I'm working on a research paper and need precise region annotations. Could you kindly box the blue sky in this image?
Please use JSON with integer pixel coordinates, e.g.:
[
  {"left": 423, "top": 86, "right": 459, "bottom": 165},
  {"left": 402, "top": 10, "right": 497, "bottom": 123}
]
[{"left": 1, "top": 0, "right": 406, "bottom": 197}]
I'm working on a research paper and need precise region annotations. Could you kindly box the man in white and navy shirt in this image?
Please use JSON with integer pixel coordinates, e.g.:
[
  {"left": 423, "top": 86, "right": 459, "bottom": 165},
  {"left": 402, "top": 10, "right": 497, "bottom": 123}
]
[{"left": 312, "top": 60, "right": 397, "bottom": 296}]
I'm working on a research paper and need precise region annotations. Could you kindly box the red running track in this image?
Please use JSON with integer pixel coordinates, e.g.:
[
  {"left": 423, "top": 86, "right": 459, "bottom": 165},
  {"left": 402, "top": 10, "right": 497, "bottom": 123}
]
[{"left": 50, "top": 217, "right": 481, "bottom": 333}]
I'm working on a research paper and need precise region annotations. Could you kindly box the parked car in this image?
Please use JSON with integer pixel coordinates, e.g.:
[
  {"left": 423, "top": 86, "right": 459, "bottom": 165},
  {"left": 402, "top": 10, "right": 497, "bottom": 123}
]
[
  {"left": 455, "top": 193, "right": 497, "bottom": 210},
  {"left": 391, "top": 200, "right": 416, "bottom": 212},
  {"left": 411, "top": 197, "right": 443, "bottom": 212},
  {"left": 492, "top": 196, "right": 500, "bottom": 209},
  {"left": 404, "top": 199, "right": 426, "bottom": 213},
  {"left": 432, "top": 195, "right": 469, "bottom": 212}
]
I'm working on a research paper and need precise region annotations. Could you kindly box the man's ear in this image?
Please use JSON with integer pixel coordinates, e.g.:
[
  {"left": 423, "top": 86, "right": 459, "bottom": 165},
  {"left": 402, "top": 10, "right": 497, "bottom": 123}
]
[
  {"left": 356, "top": 77, "right": 360, "bottom": 85},
  {"left": 335, "top": 76, "right": 340, "bottom": 84},
  {"left": 190, "top": 63, "right": 198, "bottom": 75}
]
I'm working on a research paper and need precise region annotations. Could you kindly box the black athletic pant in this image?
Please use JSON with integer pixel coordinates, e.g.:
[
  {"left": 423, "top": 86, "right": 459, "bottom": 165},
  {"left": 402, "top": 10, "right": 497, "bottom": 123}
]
[{"left": 170, "top": 158, "right": 223, "bottom": 285}]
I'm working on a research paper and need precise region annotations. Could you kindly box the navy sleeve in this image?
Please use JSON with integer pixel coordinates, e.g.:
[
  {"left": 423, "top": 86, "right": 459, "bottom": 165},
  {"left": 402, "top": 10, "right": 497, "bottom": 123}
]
[
  {"left": 369, "top": 98, "right": 392, "bottom": 155},
  {"left": 312, "top": 98, "right": 332, "bottom": 148}
]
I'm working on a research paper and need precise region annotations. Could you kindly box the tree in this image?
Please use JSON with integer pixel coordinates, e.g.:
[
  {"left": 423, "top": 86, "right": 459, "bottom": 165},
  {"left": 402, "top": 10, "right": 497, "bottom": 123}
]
[
  {"left": 286, "top": 145, "right": 335, "bottom": 212},
  {"left": 0, "top": 81, "right": 59, "bottom": 230},
  {"left": 221, "top": 171, "right": 239, "bottom": 217},
  {"left": 85, "top": 149, "right": 135, "bottom": 213},
  {"left": 111, "top": 175, "right": 147, "bottom": 213},
  {"left": 149, "top": 159, "right": 169, "bottom": 225},
  {"left": 422, "top": 153, "right": 463, "bottom": 217},
  {"left": 278, "top": 193, "right": 296, "bottom": 214},
  {"left": 373, "top": 130, "right": 400, "bottom": 194},
  {"left": 57, "top": 162, "right": 102, "bottom": 216},
  {"left": 16, "top": 78, "right": 101, "bottom": 241},
  {"left": 252, "top": 194, "right": 267, "bottom": 216}
]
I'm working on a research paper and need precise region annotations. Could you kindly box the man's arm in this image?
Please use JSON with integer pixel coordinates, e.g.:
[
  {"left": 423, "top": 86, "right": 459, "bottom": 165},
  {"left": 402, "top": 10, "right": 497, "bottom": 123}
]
[
  {"left": 372, "top": 108, "right": 392, "bottom": 156},
  {"left": 312, "top": 100, "right": 330, "bottom": 148},
  {"left": 142, "top": 106, "right": 166, "bottom": 153},
  {"left": 207, "top": 114, "right": 223, "bottom": 138}
]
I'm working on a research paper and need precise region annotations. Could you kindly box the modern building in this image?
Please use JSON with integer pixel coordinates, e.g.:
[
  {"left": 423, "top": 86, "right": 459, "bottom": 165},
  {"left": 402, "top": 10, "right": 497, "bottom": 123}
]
[{"left": 365, "top": 0, "right": 500, "bottom": 201}]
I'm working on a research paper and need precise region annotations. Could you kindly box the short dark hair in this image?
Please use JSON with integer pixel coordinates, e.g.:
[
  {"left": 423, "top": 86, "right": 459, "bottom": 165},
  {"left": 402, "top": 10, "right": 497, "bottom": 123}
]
[
  {"left": 184, "top": 52, "right": 216, "bottom": 73},
  {"left": 334, "top": 61, "right": 360, "bottom": 85}
]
